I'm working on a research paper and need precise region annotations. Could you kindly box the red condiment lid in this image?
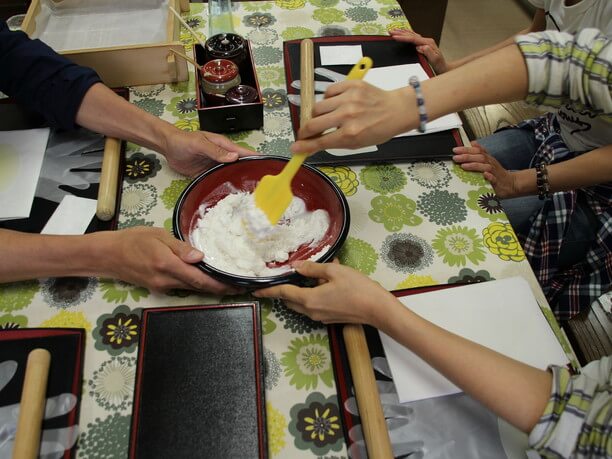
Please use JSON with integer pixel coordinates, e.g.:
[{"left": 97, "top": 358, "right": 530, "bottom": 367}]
[{"left": 201, "top": 59, "right": 239, "bottom": 83}]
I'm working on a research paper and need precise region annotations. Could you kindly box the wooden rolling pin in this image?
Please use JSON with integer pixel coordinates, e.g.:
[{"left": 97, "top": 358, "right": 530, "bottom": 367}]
[
  {"left": 12, "top": 348, "right": 51, "bottom": 459},
  {"left": 96, "top": 137, "right": 121, "bottom": 221},
  {"left": 343, "top": 324, "right": 394, "bottom": 458}
]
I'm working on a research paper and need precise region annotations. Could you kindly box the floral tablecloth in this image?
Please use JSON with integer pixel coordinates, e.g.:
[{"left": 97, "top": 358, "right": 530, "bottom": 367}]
[{"left": 0, "top": 1, "right": 574, "bottom": 457}]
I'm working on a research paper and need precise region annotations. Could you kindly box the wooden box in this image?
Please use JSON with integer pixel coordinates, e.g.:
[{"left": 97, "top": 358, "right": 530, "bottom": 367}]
[
  {"left": 194, "top": 41, "right": 264, "bottom": 133},
  {"left": 21, "top": 0, "right": 190, "bottom": 87}
]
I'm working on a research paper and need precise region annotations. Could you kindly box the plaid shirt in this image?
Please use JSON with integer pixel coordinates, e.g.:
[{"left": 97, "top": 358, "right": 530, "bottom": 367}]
[{"left": 514, "top": 113, "right": 612, "bottom": 321}]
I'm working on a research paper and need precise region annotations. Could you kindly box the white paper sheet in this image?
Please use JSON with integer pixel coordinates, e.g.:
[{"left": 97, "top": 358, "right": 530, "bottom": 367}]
[
  {"left": 319, "top": 45, "right": 363, "bottom": 66},
  {"left": 326, "top": 145, "right": 378, "bottom": 156},
  {"left": 32, "top": 0, "right": 170, "bottom": 51},
  {"left": 0, "top": 128, "right": 50, "bottom": 220},
  {"left": 41, "top": 195, "right": 97, "bottom": 235},
  {"left": 380, "top": 277, "right": 569, "bottom": 403},
  {"left": 363, "top": 63, "right": 462, "bottom": 136}
]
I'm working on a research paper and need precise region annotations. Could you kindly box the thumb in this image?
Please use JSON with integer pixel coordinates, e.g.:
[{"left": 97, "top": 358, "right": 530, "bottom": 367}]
[
  {"left": 168, "top": 238, "right": 204, "bottom": 263},
  {"left": 293, "top": 260, "right": 333, "bottom": 280}
]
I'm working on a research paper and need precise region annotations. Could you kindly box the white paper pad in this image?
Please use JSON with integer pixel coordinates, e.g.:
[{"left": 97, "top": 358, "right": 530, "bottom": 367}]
[
  {"left": 319, "top": 45, "right": 363, "bottom": 66},
  {"left": 41, "top": 195, "right": 97, "bottom": 235},
  {"left": 363, "top": 64, "right": 462, "bottom": 136},
  {"left": 380, "top": 277, "right": 569, "bottom": 403},
  {"left": 0, "top": 128, "right": 50, "bottom": 220}
]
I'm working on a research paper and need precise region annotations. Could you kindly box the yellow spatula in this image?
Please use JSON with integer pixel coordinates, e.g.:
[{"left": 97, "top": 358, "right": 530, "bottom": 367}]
[{"left": 253, "top": 40, "right": 373, "bottom": 226}]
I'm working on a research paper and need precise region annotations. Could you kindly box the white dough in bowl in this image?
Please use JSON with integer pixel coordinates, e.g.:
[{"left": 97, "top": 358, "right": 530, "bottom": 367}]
[{"left": 191, "top": 192, "right": 330, "bottom": 277}]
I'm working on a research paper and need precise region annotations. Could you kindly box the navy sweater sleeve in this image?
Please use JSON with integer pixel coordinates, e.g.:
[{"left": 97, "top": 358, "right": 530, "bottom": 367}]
[{"left": 0, "top": 20, "right": 102, "bottom": 130}]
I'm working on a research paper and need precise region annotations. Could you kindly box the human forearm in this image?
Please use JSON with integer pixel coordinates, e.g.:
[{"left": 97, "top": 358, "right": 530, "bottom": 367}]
[
  {"left": 0, "top": 229, "right": 112, "bottom": 282},
  {"left": 377, "top": 299, "right": 552, "bottom": 433},
  {"left": 75, "top": 83, "right": 175, "bottom": 155},
  {"left": 512, "top": 145, "right": 612, "bottom": 197},
  {"left": 446, "top": 9, "right": 545, "bottom": 72}
]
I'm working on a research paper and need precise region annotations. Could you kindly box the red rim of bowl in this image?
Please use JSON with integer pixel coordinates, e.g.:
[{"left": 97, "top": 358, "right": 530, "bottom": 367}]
[{"left": 172, "top": 156, "right": 351, "bottom": 288}]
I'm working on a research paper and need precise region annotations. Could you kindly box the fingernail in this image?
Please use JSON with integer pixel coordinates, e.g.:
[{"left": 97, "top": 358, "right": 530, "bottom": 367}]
[
  {"left": 291, "top": 260, "right": 305, "bottom": 268},
  {"left": 452, "top": 147, "right": 460, "bottom": 153},
  {"left": 187, "top": 249, "right": 204, "bottom": 261}
]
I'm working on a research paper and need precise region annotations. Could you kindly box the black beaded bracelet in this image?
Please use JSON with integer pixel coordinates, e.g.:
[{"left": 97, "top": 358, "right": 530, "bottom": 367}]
[
  {"left": 535, "top": 163, "right": 551, "bottom": 200},
  {"left": 408, "top": 76, "right": 427, "bottom": 133}
]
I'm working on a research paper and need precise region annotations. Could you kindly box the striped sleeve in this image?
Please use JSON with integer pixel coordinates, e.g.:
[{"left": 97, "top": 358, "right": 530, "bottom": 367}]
[
  {"left": 515, "top": 29, "right": 612, "bottom": 122},
  {"left": 528, "top": 356, "right": 612, "bottom": 458}
]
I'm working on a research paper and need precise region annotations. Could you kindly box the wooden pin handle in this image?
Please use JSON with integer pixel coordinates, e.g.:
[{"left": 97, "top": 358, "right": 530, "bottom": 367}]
[
  {"left": 343, "top": 324, "right": 394, "bottom": 459},
  {"left": 96, "top": 137, "right": 121, "bottom": 221},
  {"left": 169, "top": 48, "right": 202, "bottom": 71},
  {"left": 299, "top": 38, "right": 315, "bottom": 125},
  {"left": 12, "top": 349, "right": 51, "bottom": 459}
]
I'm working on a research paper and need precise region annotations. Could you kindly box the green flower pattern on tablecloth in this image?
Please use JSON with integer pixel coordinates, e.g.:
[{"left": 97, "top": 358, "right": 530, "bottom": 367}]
[
  {"left": 260, "top": 138, "right": 293, "bottom": 157},
  {"left": 310, "top": 0, "right": 340, "bottom": 7},
  {"left": 5, "top": 4, "right": 569, "bottom": 458},
  {"left": 93, "top": 305, "right": 142, "bottom": 356},
  {"left": 346, "top": 6, "right": 378, "bottom": 21},
  {"left": 78, "top": 413, "right": 131, "bottom": 458},
  {"left": 381, "top": 233, "right": 434, "bottom": 273},
  {"left": 161, "top": 178, "right": 191, "bottom": 209},
  {"left": 276, "top": 0, "right": 307, "bottom": 9},
  {"left": 99, "top": 279, "right": 149, "bottom": 304},
  {"left": 133, "top": 97, "right": 164, "bottom": 117},
  {"left": 120, "top": 183, "right": 157, "bottom": 217},
  {"left": 369, "top": 194, "right": 421, "bottom": 231},
  {"left": 319, "top": 166, "right": 358, "bottom": 196},
  {"left": 262, "top": 89, "right": 288, "bottom": 110},
  {"left": 360, "top": 164, "right": 406, "bottom": 194},
  {"left": 406, "top": 161, "right": 451, "bottom": 189},
  {"left": 244, "top": 12, "right": 277, "bottom": 27},
  {"left": 0, "top": 281, "right": 39, "bottom": 312},
  {"left": 256, "top": 65, "right": 286, "bottom": 86},
  {"left": 483, "top": 222, "right": 526, "bottom": 262},
  {"left": 40, "top": 311, "right": 92, "bottom": 331},
  {"left": 267, "top": 401, "right": 288, "bottom": 456},
  {"left": 174, "top": 118, "right": 200, "bottom": 131},
  {"left": 254, "top": 46, "right": 284, "bottom": 64},
  {"left": 467, "top": 187, "right": 505, "bottom": 221},
  {"left": 448, "top": 268, "right": 495, "bottom": 284},
  {"left": 265, "top": 348, "right": 283, "bottom": 389},
  {"left": 313, "top": 8, "right": 346, "bottom": 24},
  {"left": 338, "top": 237, "right": 378, "bottom": 274},
  {"left": 281, "top": 26, "right": 315, "bottom": 40},
  {"left": 452, "top": 162, "right": 488, "bottom": 186},
  {"left": 396, "top": 274, "right": 438, "bottom": 289},
  {"left": 417, "top": 190, "right": 467, "bottom": 225},
  {"left": 282, "top": 334, "right": 334, "bottom": 390},
  {"left": 125, "top": 152, "right": 161, "bottom": 182},
  {"left": 0, "top": 313, "right": 28, "bottom": 329},
  {"left": 273, "top": 299, "right": 324, "bottom": 334},
  {"left": 168, "top": 95, "right": 198, "bottom": 117},
  {"left": 247, "top": 28, "right": 279, "bottom": 45},
  {"left": 432, "top": 226, "right": 486, "bottom": 267},
  {"left": 117, "top": 217, "right": 155, "bottom": 229},
  {"left": 289, "top": 392, "right": 343, "bottom": 454},
  {"left": 318, "top": 24, "right": 351, "bottom": 35},
  {"left": 352, "top": 22, "right": 386, "bottom": 35},
  {"left": 89, "top": 356, "right": 136, "bottom": 410},
  {"left": 41, "top": 277, "right": 97, "bottom": 309}
]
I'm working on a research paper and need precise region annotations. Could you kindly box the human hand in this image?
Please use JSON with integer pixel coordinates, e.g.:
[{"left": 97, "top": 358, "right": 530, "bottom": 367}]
[
  {"left": 253, "top": 261, "right": 397, "bottom": 327},
  {"left": 161, "top": 128, "right": 254, "bottom": 177},
  {"left": 389, "top": 29, "right": 449, "bottom": 74},
  {"left": 452, "top": 142, "right": 519, "bottom": 198},
  {"left": 96, "top": 227, "right": 241, "bottom": 295},
  {"left": 290, "top": 80, "right": 409, "bottom": 155}
]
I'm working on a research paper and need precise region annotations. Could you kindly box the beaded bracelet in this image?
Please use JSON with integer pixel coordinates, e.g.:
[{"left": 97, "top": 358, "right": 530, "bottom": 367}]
[
  {"left": 408, "top": 76, "right": 427, "bottom": 133},
  {"left": 535, "top": 163, "right": 551, "bottom": 200}
]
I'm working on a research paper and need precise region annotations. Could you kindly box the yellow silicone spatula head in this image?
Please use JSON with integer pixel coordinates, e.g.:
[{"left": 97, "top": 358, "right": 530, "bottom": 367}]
[{"left": 252, "top": 42, "right": 372, "bottom": 228}]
